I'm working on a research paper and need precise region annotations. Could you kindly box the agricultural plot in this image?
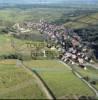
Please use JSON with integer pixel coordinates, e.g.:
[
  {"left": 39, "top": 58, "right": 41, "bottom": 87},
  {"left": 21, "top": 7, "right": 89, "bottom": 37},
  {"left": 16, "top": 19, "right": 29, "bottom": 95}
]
[
  {"left": 64, "top": 12, "right": 98, "bottom": 29},
  {"left": 72, "top": 65, "right": 98, "bottom": 79},
  {"left": 0, "top": 34, "right": 29, "bottom": 55},
  {"left": 0, "top": 8, "right": 75, "bottom": 23},
  {"left": 24, "top": 60, "right": 95, "bottom": 99},
  {"left": 0, "top": 34, "right": 32, "bottom": 61},
  {"left": 0, "top": 34, "right": 14, "bottom": 55},
  {"left": 72, "top": 65, "right": 98, "bottom": 90},
  {"left": 95, "top": 83, "right": 98, "bottom": 90},
  {"left": 64, "top": 21, "right": 87, "bottom": 29},
  {"left": 13, "top": 39, "right": 47, "bottom": 60},
  {"left": 0, "top": 59, "right": 46, "bottom": 99},
  {"left": 0, "top": 34, "right": 38, "bottom": 59},
  {"left": 0, "top": 6, "right": 98, "bottom": 99},
  {"left": 0, "top": 34, "right": 53, "bottom": 60}
]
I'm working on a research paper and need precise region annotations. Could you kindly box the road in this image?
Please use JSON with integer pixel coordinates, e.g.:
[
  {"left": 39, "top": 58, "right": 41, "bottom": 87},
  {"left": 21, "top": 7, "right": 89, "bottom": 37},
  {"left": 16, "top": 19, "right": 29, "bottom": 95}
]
[
  {"left": 60, "top": 60, "right": 98, "bottom": 97},
  {"left": 21, "top": 62, "right": 56, "bottom": 100}
]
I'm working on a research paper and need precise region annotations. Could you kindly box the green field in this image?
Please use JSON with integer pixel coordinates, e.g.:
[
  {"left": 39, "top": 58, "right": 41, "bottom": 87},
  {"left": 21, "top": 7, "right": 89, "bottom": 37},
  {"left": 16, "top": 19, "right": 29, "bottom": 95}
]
[
  {"left": 0, "top": 7, "right": 74, "bottom": 29},
  {"left": 24, "top": 60, "right": 95, "bottom": 99},
  {"left": 0, "top": 34, "right": 29, "bottom": 55},
  {"left": 0, "top": 59, "right": 46, "bottom": 99},
  {"left": 0, "top": 30, "right": 97, "bottom": 99},
  {"left": 72, "top": 65, "right": 98, "bottom": 79},
  {"left": 0, "top": 34, "right": 37, "bottom": 54},
  {"left": 72, "top": 65, "right": 98, "bottom": 90},
  {"left": 0, "top": 6, "right": 98, "bottom": 99},
  {"left": 0, "top": 34, "right": 49, "bottom": 60},
  {"left": 0, "top": 34, "right": 15, "bottom": 55},
  {"left": 64, "top": 12, "right": 98, "bottom": 29}
]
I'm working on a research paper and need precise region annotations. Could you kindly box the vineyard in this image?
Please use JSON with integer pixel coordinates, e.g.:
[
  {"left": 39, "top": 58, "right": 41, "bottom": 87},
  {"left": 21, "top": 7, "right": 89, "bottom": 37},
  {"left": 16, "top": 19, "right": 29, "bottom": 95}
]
[{"left": 0, "top": 3, "right": 98, "bottom": 99}]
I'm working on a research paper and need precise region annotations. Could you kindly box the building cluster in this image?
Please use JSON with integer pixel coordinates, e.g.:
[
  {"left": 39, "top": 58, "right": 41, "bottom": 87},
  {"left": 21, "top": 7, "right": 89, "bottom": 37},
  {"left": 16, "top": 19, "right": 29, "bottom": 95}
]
[
  {"left": 11, "top": 19, "right": 94, "bottom": 66},
  {"left": 35, "top": 19, "right": 94, "bottom": 66}
]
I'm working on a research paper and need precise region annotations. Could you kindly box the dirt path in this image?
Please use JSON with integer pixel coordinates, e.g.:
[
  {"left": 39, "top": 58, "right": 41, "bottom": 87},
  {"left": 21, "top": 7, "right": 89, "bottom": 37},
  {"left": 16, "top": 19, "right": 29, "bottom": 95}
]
[
  {"left": 73, "top": 71, "right": 98, "bottom": 97},
  {"left": 59, "top": 61, "right": 72, "bottom": 70},
  {"left": 84, "top": 63, "right": 98, "bottom": 69},
  {"left": 58, "top": 94, "right": 79, "bottom": 100},
  {"left": 22, "top": 62, "right": 56, "bottom": 100},
  {"left": 60, "top": 60, "right": 98, "bottom": 97},
  {"left": 10, "top": 39, "right": 55, "bottom": 99}
]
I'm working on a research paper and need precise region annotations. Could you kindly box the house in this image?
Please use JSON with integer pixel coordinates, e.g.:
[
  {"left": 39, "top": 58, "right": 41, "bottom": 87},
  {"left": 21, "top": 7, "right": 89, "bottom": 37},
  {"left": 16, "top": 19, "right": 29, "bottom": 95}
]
[{"left": 78, "top": 58, "right": 84, "bottom": 64}]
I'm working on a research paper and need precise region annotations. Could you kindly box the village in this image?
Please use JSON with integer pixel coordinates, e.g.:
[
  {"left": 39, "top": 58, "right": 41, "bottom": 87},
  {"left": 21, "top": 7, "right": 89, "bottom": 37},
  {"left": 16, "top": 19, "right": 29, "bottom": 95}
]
[
  {"left": 9, "top": 19, "right": 95, "bottom": 70},
  {"left": 0, "top": 1, "right": 98, "bottom": 99}
]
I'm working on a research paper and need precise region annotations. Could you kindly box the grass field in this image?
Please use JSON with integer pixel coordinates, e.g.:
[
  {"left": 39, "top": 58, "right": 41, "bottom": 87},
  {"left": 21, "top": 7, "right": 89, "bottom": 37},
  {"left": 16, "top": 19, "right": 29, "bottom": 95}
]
[
  {"left": 0, "top": 7, "right": 72, "bottom": 29},
  {"left": 1, "top": 83, "right": 46, "bottom": 99},
  {"left": 0, "top": 34, "right": 28, "bottom": 55},
  {"left": 24, "top": 60, "right": 95, "bottom": 98},
  {"left": 0, "top": 59, "right": 46, "bottom": 99},
  {"left": 0, "top": 34, "right": 15, "bottom": 55},
  {"left": 0, "top": 7, "right": 78, "bottom": 31},
  {"left": 72, "top": 65, "right": 98, "bottom": 90},
  {"left": 0, "top": 7, "right": 98, "bottom": 99},
  {"left": 64, "top": 12, "right": 98, "bottom": 29},
  {"left": 72, "top": 65, "right": 98, "bottom": 79},
  {"left": 0, "top": 34, "right": 33, "bottom": 54},
  {"left": 0, "top": 34, "right": 48, "bottom": 61}
]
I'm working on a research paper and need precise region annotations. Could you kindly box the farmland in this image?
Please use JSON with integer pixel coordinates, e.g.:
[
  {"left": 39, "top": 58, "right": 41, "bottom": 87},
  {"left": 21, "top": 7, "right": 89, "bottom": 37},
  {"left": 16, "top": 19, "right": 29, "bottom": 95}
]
[
  {"left": 0, "top": 3, "right": 98, "bottom": 99},
  {"left": 0, "top": 60, "right": 46, "bottom": 99},
  {"left": 0, "top": 34, "right": 14, "bottom": 55},
  {"left": 72, "top": 64, "right": 98, "bottom": 91},
  {"left": 64, "top": 12, "right": 98, "bottom": 29},
  {"left": 0, "top": 34, "right": 30, "bottom": 55},
  {"left": 0, "top": 7, "right": 76, "bottom": 30},
  {"left": 24, "top": 60, "right": 95, "bottom": 99}
]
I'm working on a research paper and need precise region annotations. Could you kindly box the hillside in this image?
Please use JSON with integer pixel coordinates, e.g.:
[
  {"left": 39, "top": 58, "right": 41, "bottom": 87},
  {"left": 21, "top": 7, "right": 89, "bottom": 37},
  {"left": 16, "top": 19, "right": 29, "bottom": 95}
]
[
  {"left": 64, "top": 12, "right": 98, "bottom": 29},
  {"left": 64, "top": 12, "right": 98, "bottom": 59}
]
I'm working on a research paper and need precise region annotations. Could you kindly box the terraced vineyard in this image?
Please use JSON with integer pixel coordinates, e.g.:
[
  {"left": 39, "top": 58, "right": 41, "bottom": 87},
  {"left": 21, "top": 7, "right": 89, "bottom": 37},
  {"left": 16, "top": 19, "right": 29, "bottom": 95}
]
[
  {"left": 24, "top": 60, "right": 95, "bottom": 99},
  {"left": 0, "top": 4, "right": 98, "bottom": 99},
  {"left": 0, "top": 25, "right": 97, "bottom": 99},
  {"left": 0, "top": 60, "right": 46, "bottom": 99}
]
